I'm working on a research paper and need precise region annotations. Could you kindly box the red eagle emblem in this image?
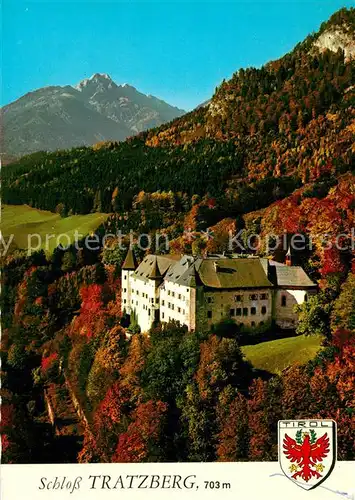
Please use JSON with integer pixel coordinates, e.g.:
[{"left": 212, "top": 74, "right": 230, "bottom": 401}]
[{"left": 283, "top": 430, "right": 330, "bottom": 482}]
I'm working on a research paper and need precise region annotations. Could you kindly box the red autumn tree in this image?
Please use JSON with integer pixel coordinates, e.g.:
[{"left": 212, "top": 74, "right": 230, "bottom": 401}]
[
  {"left": 72, "top": 284, "right": 105, "bottom": 338},
  {"left": 217, "top": 392, "right": 249, "bottom": 461},
  {"left": 113, "top": 400, "right": 168, "bottom": 462}
]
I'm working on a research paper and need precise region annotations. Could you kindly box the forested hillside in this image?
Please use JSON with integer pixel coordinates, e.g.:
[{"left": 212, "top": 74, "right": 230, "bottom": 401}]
[{"left": 3, "top": 9, "right": 354, "bottom": 217}]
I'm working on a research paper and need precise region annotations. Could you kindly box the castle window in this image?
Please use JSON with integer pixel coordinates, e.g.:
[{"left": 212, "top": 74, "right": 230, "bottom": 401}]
[
  {"left": 250, "top": 294, "right": 258, "bottom": 301},
  {"left": 178, "top": 307, "right": 181, "bottom": 313},
  {"left": 261, "top": 306, "right": 267, "bottom": 315},
  {"left": 281, "top": 296, "right": 287, "bottom": 307},
  {"left": 251, "top": 321, "right": 256, "bottom": 327},
  {"left": 148, "top": 310, "right": 150, "bottom": 316},
  {"left": 162, "top": 313, "right": 165, "bottom": 319},
  {"left": 207, "top": 296, "right": 214, "bottom": 304},
  {"left": 171, "top": 304, "right": 175, "bottom": 311},
  {"left": 172, "top": 292, "right": 175, "bottom": 298},
  {"left": 234, "top": 294, "right": 242, "bottom": 302},
  {"left": 168, "top": 290, "right": 171, "bottom": 296},
  {"left": 236, "top": 308, "right": 242, "bottom": 316},
  {"left": 162, "top": 300, "right": 165, "bottom": 306},
  {"left": 178, "top": 294, "right": 182, "bottom": 300},
  {"left": 251, "top": 307, "right": 256, "bottom": 315},
  {"left": 207, "top": 311, "right": 212, "bottom": 319},
  {"left": 156, "top": 298, "right": 159, "bottom": 304},
  {"left": 230, "top": 309, "right": 235, "bottom": 317},
  {"left": 243, "top": 308, "right": 248, "bottom": 316},
  {"left": 124, "top": 275, "right": 127, "bottom": 280},
  {"left": 124, "top": 288, "right": 127, "bottom": 293},
  {"left": 260, "top": 293, "right": 268, "bottom": 300},
  {"left": 124, "top": 299, "right": 126, "bottom": 304}
]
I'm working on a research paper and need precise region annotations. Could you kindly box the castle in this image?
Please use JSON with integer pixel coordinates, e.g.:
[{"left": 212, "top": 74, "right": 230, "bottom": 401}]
[{"left": 121, "top": 249, "right": 317, "bottom": 333}]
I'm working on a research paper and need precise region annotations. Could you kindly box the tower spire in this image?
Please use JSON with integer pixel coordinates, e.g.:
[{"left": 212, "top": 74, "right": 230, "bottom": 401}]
[
  {"left": 285, "top": 246, "right": 292, "bottom": 267},
  {"left": 122, "top": 246, "right": 138, "bottom": 271},
  {"left": 149, "top": 256, "right": 162, "bottom": 280}
]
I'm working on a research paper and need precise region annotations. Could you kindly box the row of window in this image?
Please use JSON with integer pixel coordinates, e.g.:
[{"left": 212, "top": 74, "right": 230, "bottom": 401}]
[
  {"left": 166, "top": 290, "right": 185, "bottom": 300},
  {"left": 235, "top": 293, "right": 269, "bottom": 302},
  {"left": 163, "top": 301, "right": 186, "bottom": 315},
  {"left": 130, "top": 299, "right": 157, "bottom": 308},
  {"left": 161, "top": 313, "right": 185, "bottom": 321},
  {"left": 230, "top": 306, "right": 267, "bottom": 317},
  {"left": 206, "top": 293, "right": 269, "bottom": 304},
  {"left": 207, "top": 306, "right": 268, "bottom": 319}
]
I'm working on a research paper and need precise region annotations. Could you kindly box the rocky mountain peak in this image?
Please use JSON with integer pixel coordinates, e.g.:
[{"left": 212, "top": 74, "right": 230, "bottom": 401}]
[
  {"left": 3, "top": 73, "right": 186, "bottom": 157},
  {"left": 313, "top": 23, "right": 355, "bottom": 60},
  {"left": 75, "top": 73, "right": 116, "bottom": 92},
  {"left": 312, "top": 8, "right": 355, "bottom": 61}
]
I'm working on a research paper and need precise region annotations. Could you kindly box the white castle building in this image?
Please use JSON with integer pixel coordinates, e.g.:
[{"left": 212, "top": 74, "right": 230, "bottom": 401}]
[{"left": 121, "top": 248, "right": 317, "bottom": 333}]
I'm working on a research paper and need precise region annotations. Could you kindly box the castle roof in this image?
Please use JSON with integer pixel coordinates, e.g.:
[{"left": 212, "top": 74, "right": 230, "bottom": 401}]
[
  {"left": 197, "top": 258, "right": 274, "bottom": 289},
  {"left": 268, "top": 260, "right": 316, "bottom": 289},
  {"left": 130, "top": 253, "right": 316, "bottom": 290},
  {"left": 133, "top": 254, "right": 180, "bottom": 282}
]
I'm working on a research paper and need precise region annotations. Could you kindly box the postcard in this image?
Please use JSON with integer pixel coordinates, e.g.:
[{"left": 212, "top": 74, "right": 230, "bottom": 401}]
[{"left": 1, "top": 1, "right": 354, "bottom": 499}]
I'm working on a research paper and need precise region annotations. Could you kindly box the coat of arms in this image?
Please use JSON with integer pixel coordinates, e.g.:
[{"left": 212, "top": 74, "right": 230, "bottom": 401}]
[{"left": 278, "top": 419, "right": 337, "bottom": 490}]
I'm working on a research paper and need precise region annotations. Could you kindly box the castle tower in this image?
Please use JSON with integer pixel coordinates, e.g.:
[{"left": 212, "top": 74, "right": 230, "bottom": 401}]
[
  {"left": 121, "top": 247, "right": 138, "bottom": 314},
  {"left": 148, "top": 256, "right": 162, "bottom": 281}
]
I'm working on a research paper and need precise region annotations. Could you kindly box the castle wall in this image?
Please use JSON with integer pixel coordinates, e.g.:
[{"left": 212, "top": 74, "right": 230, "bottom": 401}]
[
  {"left": 128, "top": 275, "right": 159, "bottom": 333},
  {"left": 160, "top": 280, "right": 191, "bottom": 329},
  {"left": 121, "top": 269, "right": 133, "bottom": 314},
  {"left": 196, "top": 288, "right": 273, "bottom": 331},
  {"left": 274, "top": 289, "right": 311, "bottom": 330}
]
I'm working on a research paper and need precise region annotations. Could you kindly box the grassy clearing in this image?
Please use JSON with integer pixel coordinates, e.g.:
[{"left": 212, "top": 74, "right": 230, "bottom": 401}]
[
  {"left": 242, "top": 334, "right": 323, "bottom": 374},
  {"left": 1, "top": 204, "right": 110, "bottom": 254}
]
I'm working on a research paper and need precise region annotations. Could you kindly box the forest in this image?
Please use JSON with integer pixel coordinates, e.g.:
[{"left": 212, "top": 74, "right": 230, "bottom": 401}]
[{"left": 1, "top": 7, "right": 354, "bottom": 463}]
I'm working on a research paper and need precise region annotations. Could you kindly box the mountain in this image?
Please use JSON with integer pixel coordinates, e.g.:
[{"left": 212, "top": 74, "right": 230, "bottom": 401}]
[{"left": 1, "top": 73, "right": 186, "bottom": 157}]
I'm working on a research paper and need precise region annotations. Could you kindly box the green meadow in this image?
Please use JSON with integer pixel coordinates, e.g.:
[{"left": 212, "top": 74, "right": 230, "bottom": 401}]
[
  {"left": 242, "top": 334, "right": 323, "bottom": 374},
  {"left": 1, "top": 204, "right": 110, "bottom": 254}
]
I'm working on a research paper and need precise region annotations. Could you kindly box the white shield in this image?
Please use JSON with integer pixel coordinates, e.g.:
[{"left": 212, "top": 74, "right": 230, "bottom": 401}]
[{"left": 278, "top": 419, "right": 337, "bottom": 490}]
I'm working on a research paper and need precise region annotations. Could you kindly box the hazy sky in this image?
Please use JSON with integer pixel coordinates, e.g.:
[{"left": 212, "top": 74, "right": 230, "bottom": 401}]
[{"left": 3, "top": 1, "right": 354, "bottom": 110}]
